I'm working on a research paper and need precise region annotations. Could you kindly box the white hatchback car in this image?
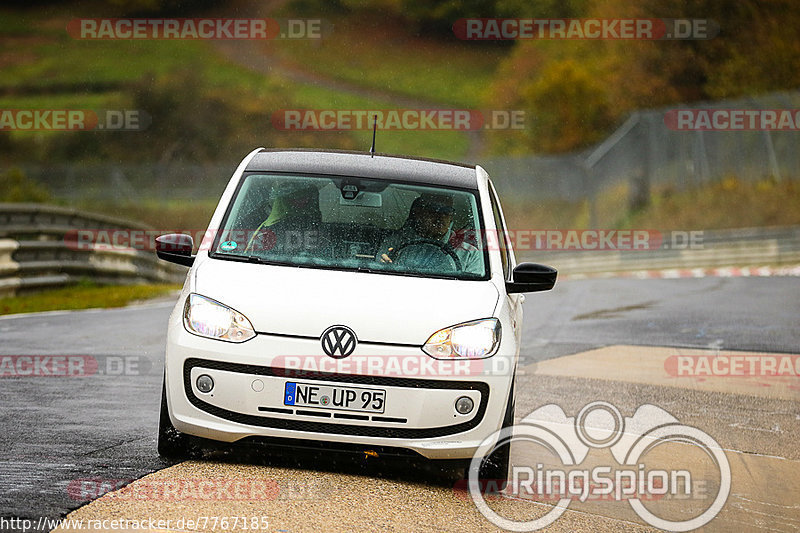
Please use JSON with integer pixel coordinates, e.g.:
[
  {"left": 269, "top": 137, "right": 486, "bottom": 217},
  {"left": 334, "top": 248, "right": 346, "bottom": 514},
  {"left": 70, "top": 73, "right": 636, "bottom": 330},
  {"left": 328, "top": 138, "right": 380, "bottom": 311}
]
[{"left": 156, "top": 148, "right": 556, "bottom": 479}]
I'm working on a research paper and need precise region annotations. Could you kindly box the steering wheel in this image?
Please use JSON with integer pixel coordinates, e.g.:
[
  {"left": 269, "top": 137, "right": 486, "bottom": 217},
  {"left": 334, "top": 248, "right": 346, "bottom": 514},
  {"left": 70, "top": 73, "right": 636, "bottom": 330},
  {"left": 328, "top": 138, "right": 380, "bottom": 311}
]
[{"left": 388, "top": 239, "right": 462, "bottom": 271}]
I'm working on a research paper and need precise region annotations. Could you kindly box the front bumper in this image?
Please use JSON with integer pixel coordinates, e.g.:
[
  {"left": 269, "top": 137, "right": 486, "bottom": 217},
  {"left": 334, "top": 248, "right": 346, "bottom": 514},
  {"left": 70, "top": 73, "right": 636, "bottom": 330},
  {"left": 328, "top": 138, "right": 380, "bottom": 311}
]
[{"left": 165, "top": 325, "right": 515, "bottom": 460}]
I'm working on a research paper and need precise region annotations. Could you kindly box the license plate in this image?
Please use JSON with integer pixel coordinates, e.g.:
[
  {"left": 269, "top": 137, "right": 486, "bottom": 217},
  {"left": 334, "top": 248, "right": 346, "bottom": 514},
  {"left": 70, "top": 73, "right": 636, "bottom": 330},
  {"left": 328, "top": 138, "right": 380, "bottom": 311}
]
[{"left": 284, "top": 382, "right": 386, "bottom": 413}]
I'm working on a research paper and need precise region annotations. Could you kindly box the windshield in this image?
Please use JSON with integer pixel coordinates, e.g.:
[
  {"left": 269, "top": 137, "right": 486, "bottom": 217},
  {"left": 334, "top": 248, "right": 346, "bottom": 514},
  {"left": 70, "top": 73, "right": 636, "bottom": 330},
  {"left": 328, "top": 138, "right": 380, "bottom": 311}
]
[{"left": 212, "top": 173, "right": 488, "bottom": 280}]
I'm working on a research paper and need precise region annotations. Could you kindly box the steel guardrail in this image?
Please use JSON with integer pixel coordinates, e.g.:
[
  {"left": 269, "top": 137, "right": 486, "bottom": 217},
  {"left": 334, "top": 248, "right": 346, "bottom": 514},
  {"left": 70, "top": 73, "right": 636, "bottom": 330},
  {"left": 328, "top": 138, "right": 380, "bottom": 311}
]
[
  {"left": 3, "top": 204, "right": 797, "bottom": 294},
  {"left": 0, "top": 203, "right": 187, "bottom": 297},
  {"left": 516, "top": 226, "right": 800, "bottom": 276}
]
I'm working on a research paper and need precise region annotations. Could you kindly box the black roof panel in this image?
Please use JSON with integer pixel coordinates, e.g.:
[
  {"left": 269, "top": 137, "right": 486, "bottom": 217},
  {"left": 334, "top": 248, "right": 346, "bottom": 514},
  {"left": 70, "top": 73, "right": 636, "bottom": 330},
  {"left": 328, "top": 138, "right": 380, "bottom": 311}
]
[{"left": 245, "top": 149, "right": 479, "bottom": 189}]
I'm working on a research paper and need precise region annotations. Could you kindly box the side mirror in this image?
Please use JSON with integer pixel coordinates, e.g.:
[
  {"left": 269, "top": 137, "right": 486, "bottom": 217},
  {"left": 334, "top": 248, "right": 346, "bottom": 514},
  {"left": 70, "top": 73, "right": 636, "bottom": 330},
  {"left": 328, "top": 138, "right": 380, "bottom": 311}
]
[
  {"left": 155, "top": 234, "right": 195, "bottom": 267},
  {"left": 506, "top": 263, "right": 557, "bottom": 294}
]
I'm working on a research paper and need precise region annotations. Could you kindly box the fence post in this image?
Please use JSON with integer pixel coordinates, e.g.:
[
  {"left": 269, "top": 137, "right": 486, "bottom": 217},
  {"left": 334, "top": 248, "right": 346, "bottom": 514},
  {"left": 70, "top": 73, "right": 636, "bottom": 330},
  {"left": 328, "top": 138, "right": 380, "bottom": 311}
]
[
  {"left": 581, "top": 163, "right": 597, "bottom": 228},
  {"left": 762, "top": 130, "right": 782, "bottom": 181},
  {"left": 629, "top": 114, "right": 653, "bottom": 212},
  {"left": 694, "top": 130, "right": 710, "bottom": 183}
]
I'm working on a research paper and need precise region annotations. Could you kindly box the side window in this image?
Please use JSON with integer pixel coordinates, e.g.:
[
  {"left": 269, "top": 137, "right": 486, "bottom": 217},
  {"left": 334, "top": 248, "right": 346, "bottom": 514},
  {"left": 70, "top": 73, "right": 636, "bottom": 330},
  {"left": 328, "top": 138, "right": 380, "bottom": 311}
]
[{"left": 488, "top": 183, "right": 511, "bottom": 280}]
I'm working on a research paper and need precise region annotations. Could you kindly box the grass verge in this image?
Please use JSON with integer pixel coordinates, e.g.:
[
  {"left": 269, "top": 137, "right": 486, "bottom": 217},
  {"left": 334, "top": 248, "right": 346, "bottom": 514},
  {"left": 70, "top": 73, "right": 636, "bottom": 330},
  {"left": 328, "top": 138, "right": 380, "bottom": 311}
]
[
  {"left": 621, "top": 176, "right": 800, "bottom": 230},
  {"left": 266, "top": 13, "right": 506, "bottom": 109},
  {"left": 0, "top": 6, "right": 476, "bottom": 162},
  {"left": 278, "top": 81, "right": 473, "bottom": 160},
  {"left": 0, "top": 282, "right": 180, "bottom": 316},
  {"left": 55, "top": 176, "right": 800, "bottom": 235},
  {"left": 501, "top": 177, "right": 800, "bottom": 231}
]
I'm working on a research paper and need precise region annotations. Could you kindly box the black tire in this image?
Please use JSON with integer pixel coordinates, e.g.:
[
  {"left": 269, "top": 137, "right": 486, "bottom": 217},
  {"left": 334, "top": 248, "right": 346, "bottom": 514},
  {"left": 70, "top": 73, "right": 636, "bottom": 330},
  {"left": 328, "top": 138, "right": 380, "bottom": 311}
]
[
  {"left": 474, "top": 381, "right": 515, "bottom": 490},
  {"left": 157, "top": 376, "right": 201, "bottom": 459}
]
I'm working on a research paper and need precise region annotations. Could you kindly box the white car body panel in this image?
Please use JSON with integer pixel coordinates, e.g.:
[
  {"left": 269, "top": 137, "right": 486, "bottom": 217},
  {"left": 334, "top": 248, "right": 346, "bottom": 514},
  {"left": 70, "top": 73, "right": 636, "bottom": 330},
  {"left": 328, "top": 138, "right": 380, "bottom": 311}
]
[
  {"left": 192, "top": 258, "right": 500, "bottom": 344},
  {"left": 161, "top": 149, "right": 549, "bottom": 461}
]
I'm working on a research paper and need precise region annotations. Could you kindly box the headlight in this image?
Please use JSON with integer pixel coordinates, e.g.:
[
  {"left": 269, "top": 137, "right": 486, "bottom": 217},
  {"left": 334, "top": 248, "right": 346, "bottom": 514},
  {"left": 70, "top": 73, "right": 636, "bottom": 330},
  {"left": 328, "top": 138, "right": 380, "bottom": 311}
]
[
  {"left": 423, "top": 318, "right": 501, "bottom": 359},
  {"left": 183, "top": 293, "right": 256, "bottom": 343}
]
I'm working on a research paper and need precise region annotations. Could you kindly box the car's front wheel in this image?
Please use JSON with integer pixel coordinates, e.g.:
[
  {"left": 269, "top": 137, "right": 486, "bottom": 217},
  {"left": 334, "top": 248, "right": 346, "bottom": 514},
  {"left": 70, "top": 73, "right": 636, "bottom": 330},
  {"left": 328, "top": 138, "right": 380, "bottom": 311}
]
[
  {"left": 473, "top": 381, "right": 515, "bottom": 488},
  {"left": 443, "top": 381, "right": 515, "bottom": 487},
  {"left": 157, "top": 377, "right": 201, "bottom": 459}
]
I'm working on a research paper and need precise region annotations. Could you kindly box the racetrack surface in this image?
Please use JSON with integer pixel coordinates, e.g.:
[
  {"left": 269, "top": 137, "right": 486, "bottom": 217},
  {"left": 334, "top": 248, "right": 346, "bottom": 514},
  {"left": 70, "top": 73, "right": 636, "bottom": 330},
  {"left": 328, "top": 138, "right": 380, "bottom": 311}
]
[
  {"left": 1, "top": 277, "right": 798, "bottom": 531},
  {"left": 0, "top": 300, "right": 173, "bottom": 523}
]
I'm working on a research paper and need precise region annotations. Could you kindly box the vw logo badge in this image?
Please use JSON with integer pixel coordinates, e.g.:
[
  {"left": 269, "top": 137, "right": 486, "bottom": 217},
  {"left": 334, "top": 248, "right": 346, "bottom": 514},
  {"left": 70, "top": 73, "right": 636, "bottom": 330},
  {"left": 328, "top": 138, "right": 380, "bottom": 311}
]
[{"left": 320, "top": 325, "right": 357, "bottom": 358}]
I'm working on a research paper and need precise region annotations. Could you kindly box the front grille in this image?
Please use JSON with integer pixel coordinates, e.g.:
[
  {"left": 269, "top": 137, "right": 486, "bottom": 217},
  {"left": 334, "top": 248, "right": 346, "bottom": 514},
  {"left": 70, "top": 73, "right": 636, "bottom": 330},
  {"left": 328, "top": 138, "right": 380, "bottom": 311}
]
[
  {"left": 258, "top": 407, "right": 408, "bottom": 424},
  {"left": 240, "top": 434, "right": 424, "bottom": 459},
  {"left": 184, "top": 357, "right": 489, "bottom": 439}
]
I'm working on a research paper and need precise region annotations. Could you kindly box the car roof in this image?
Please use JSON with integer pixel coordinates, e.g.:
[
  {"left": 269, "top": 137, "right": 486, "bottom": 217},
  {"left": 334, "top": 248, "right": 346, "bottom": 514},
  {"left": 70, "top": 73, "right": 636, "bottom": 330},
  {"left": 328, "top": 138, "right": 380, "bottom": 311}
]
[{"left": 245, "top": 149, "right": 479, "bottom": 189}]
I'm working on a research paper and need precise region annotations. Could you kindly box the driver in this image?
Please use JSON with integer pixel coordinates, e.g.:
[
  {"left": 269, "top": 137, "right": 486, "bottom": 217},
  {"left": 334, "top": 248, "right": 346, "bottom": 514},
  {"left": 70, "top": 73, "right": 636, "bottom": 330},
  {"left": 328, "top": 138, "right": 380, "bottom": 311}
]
[{"left": 377, "top": 193, "right": 482, "bottom": 274}]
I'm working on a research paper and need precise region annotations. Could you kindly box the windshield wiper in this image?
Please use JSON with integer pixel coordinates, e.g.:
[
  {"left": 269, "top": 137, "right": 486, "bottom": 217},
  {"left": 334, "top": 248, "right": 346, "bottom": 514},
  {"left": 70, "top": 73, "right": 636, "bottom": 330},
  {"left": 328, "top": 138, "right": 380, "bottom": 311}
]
[
  {"left": 215, "top": 253, "right": 277, "bottom": 265},
  {"left": 219, "top": 253, "right": 258, "bottom": 262},
  {"left": 216, "top": 253, "right": 465, "bottom": 279}
]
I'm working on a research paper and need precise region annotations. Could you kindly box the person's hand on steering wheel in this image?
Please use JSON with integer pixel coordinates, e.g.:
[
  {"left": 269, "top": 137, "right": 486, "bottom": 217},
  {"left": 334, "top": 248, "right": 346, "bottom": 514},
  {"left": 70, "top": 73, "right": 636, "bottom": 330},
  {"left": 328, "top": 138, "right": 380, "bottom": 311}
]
[
  {"left": 381, "top": 239, "right": 462, "bottom": 271},
  {"left": 379, "top": 247, "right": 394, "bottom": 263}
]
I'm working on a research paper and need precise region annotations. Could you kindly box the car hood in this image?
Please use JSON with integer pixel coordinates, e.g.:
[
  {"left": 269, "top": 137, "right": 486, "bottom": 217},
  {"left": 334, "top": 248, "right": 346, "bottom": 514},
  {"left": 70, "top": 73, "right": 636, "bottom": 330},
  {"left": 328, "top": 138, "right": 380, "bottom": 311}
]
[{"left": 193, "top": 257, "right": 500, "bottom": 345}]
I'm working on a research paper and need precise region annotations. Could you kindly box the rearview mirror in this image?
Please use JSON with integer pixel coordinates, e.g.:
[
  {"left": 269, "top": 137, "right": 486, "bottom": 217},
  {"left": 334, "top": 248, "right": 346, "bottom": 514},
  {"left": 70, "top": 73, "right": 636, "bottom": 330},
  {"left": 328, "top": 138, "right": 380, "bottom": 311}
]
[
  {"left": 506, "top": 263, "right": 557, "bottom": 293},
  {"left": 339, "top": 191, "right": 383, "bottom": 208},
  {"left": 155, "top": 234, "right": 195, "bottom": 267}
]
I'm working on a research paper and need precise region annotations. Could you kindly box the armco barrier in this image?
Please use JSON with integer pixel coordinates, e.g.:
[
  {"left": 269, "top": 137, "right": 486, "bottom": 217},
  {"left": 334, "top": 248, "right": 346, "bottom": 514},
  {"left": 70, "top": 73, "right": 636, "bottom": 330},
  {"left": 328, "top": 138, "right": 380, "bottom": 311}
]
[
  {"left": 3, "top": 203, "right": 797, "bottom": 293},
  {"left": 517, "top": 226, "right": 800, "bottom": 276},
  {"left": 0, "top": 203, "right": 187, "bottom": 297}
]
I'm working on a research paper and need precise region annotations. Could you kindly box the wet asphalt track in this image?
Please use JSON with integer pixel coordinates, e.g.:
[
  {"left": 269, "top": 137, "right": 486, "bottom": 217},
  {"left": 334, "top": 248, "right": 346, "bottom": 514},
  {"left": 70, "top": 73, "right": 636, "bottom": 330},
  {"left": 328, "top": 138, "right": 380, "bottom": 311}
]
[{"left": 0, "top": 276, "right": 798, "bottom": 531}]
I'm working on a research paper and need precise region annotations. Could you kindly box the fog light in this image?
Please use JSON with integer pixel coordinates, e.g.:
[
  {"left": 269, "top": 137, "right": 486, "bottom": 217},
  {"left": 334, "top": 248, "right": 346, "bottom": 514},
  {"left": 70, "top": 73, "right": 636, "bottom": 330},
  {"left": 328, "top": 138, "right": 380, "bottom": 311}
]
[
  {"left": 455, "top": 396, "right": 474, "bottom": 414},
  {"left": 196, "top": 374, "right": 214, "bottom": 393}
]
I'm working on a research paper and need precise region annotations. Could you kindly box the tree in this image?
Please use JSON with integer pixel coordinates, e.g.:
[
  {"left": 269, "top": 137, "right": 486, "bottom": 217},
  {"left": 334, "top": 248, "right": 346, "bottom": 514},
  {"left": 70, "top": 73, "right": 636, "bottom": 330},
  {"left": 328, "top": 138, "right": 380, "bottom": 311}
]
[
  {"left": 521, "top": 60, "right": 614, "bottom": 153},
  {"left": 485, "top": 0, "right": 800, "bottom": 154}
]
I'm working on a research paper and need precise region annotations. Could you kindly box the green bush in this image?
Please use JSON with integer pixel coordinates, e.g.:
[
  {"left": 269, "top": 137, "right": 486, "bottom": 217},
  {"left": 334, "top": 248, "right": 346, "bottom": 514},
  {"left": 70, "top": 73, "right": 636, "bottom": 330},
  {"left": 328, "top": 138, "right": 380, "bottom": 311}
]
[
  {"left": 0, "top": 168, "right": 51, "bottom": 203},
  {"left": 39, "top": 64, "right": 357, "bottom": 164}
]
